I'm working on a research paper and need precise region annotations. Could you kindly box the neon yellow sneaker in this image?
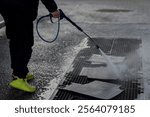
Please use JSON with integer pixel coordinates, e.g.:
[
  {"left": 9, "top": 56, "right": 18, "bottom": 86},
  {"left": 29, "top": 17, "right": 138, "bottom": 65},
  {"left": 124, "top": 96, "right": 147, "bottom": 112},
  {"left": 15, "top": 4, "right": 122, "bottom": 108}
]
[
  {"left": 12, "top": 73, "right": 34, "bottom": 81},
  {"left": 9, "top": 78, "right": 36, "bottom": 93}
]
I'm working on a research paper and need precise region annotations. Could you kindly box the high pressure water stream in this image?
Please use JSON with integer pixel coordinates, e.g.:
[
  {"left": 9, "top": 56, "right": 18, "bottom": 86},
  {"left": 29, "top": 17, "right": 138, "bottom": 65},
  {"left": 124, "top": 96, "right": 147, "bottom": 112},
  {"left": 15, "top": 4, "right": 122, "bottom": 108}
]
[
  {"left": 98, "top": 48, "right": 121, "bottom": 78},
  {"left": 83, "top": 30, "right": 121, "bottom": 79}
]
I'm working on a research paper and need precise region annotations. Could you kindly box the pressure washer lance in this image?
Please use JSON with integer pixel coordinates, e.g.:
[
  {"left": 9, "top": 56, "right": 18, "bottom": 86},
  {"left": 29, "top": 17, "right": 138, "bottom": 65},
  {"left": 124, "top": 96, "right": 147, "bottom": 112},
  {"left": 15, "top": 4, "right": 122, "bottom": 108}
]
[
  {"left": 36, "top": 9, "right": 121, "bottom": 78},
  {"left": 36, "top": 9, "right": 102, "bottom": 55}
]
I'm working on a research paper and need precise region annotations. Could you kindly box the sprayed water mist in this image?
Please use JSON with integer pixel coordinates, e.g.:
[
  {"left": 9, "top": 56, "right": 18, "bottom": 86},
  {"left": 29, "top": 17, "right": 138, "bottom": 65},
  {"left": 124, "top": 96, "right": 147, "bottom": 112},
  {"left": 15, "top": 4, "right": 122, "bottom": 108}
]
[{"left": 98, "top": 48, "right": 122, "bottom": 79}]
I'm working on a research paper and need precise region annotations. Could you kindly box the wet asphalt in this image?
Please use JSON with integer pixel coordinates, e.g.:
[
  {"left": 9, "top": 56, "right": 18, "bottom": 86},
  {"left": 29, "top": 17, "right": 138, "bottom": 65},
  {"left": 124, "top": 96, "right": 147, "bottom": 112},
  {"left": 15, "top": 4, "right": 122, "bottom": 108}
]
[
  {"left": 0, "top": 15, "right": 3, "bottom": 21},
  {"left": 1, "top": 0, "right": 150, "bottom": 99}
]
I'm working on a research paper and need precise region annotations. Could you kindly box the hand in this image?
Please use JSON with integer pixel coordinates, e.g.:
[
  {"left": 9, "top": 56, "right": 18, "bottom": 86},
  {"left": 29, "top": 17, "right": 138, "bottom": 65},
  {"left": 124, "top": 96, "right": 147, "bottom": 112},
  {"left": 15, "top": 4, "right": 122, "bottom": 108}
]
[{"left": 51, "top": 9, "right": 60, "bottom": 18}]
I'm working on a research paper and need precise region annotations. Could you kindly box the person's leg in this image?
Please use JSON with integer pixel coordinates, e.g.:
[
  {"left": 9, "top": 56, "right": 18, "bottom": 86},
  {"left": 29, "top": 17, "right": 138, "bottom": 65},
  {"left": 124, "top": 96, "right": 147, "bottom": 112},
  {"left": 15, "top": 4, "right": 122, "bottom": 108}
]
[
  {"left": 7, "top": 20, "right": 36, "bottom": 92},
  {"left": 9, "top": 21, "right": 34, "bottom": 78},
  {"left": 1, "top": 8, "right": 36, "bottom": 92}
]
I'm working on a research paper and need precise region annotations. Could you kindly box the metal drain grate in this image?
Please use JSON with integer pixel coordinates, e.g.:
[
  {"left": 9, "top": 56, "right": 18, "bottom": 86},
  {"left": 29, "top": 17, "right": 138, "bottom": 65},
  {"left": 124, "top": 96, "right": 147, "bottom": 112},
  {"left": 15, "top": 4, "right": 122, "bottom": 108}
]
[{"left": 52, "top": 38, "right": 143, "bottom": 100}]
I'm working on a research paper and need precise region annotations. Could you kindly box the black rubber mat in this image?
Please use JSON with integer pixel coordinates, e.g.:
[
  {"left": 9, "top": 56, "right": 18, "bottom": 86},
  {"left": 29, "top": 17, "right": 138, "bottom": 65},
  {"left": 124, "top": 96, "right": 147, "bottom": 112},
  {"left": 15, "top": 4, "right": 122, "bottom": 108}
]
[
  {"left": 52, "top": 37, "right": 143, "bottom": 100},
  {"left": 61, "top": 81, "right": 123, "bottom": 99}
]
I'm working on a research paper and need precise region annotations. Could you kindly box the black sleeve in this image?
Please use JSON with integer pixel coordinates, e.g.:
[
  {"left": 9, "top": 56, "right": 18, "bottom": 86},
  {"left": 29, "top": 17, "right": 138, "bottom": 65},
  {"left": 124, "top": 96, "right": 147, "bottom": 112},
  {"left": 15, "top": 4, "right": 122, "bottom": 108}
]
[{"left": 41, "top": 0, "right": 58, "bottom": 13}]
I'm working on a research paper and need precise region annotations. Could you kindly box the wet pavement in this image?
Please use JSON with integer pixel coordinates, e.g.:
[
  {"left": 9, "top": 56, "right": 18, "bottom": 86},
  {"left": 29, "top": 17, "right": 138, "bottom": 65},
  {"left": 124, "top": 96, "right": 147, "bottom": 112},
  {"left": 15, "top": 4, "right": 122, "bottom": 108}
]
[
  {"left": 0, "top": 14, "right": 5, "bottom": 39},
  {"left": 0, "top": 0, "right": 150, "bottom": 99},
  {"left": 0, "top": 15, "right": 4, "bottom": 28},
  {"left": 0, "top": 15, "right": 3, "bottom": 22}
]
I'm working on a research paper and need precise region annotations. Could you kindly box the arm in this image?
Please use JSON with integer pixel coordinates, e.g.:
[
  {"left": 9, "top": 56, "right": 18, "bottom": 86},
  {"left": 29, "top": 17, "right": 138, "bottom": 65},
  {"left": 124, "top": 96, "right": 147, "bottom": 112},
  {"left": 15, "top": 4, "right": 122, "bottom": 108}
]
[
  {"left": 41, "top": 0, "right": 58, "bottom": 13},
  {"left": 41, "top": 0, "right": 60, "bottom": 18}
]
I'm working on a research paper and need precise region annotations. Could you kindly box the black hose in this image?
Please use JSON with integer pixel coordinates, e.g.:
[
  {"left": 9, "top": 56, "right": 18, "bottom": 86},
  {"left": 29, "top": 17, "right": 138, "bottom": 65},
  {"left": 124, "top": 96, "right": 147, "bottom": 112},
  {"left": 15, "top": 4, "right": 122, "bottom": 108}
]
[{"left": 36, "top": 14, "right": 60, "bottom": 43}]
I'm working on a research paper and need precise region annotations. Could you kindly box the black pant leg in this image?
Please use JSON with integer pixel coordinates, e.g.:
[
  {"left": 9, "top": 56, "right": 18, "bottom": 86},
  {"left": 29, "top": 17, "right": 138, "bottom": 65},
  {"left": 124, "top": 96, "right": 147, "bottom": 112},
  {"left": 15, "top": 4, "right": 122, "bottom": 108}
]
[
  {"left": 1, "top": 9, "right": 34, "bottom": 78},
  {"left": 9, "top": 21, "right": 34, "bottom": 78}
]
